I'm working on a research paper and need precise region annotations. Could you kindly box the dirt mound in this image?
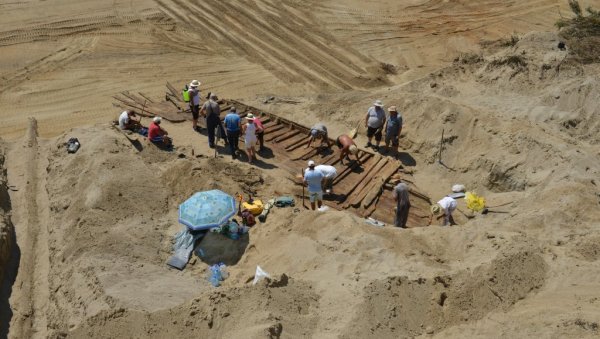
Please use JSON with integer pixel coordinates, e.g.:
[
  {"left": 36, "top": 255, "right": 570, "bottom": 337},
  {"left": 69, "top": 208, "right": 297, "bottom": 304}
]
[
  {"left": 0, "top": 145, "right": 13, "bottom": 283},
  {"left": 343, "top": 249, "right": 546, "bottom": 338},
  {"left": 67, "top": 274, "right": 319, "bottom": 339}
]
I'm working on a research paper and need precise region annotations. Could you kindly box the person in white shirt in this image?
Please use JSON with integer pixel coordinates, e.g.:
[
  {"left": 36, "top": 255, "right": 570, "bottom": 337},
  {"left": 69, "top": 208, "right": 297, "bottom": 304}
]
[
  {"left": 314, "top": 164, "right": 337, "bottom": 194},
  {"left": 188, "top": 80, "right": 201, "bottom": 131},
  {"left": 118, "top": 110, "right": 140, "bottom": 131},
  {"left": 429, "top": 196, "right": 457, "bottom": 226}
]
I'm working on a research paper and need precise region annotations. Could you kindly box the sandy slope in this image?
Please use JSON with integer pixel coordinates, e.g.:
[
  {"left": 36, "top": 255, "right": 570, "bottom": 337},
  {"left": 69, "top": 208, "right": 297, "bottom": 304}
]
[{"left": 2, "top": 0, "right": 600, "bottom": 338}]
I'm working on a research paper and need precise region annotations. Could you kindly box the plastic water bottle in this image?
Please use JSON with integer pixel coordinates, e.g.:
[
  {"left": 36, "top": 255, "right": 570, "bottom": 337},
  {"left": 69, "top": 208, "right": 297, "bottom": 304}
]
[
  {"left": 219, "top": 263, "right": 229, "bottom": 279},
  {"left": 208, "top": 265, "right": 222, "bottom": 287},
  {"left": 228, "top": 222, "right": 239, "bottom": 240}
]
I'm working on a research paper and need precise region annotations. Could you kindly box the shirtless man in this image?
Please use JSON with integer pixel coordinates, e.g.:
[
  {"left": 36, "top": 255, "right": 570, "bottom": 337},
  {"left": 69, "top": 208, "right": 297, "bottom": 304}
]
[{"left": 335, "top": 134, "right": 360, "bottom": 165}]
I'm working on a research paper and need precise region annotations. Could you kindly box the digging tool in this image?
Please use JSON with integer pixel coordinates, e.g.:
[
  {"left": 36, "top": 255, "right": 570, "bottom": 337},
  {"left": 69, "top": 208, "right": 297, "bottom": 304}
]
[
  {"left": 457, "top": 207, "right": 475, "bottom": 219},
  {"left": 302, "top": 168, "right": 306, "bottom": 209},
  {"left": 481, "top": 208, "right": 509, "bottom": 215},
  {"left": 438, "top": 128, "right": 444, "bottom": 164},
  {"left": 349, "top": 119, "right": 361, "bottom": 139}
]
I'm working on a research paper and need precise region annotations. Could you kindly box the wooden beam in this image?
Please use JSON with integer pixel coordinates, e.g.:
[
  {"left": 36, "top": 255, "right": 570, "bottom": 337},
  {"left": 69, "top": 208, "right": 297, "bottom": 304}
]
[
  {"left": 343, "top": 158, "right": 388, "bottom": 208},
  {"left": 362, "top": 162, "right": 401, "bottom": 209}
]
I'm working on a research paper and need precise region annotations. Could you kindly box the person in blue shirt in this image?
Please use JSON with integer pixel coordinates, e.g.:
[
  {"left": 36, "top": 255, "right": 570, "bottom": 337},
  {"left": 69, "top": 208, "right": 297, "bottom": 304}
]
[
  {"left": 384, "top": 106, "right": 403, "bottom": 156},
  {"left": 224, "top": 107, "right": 241, "bottom": 159},
  {"left": 303, "top": 160, "right": 324, "bottom": 210}
]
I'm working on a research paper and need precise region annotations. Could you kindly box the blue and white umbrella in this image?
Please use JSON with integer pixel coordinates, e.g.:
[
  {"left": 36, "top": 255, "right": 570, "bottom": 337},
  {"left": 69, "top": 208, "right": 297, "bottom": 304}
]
[{"left": 178, "top": 190, "right": 236, "bottom": 231}]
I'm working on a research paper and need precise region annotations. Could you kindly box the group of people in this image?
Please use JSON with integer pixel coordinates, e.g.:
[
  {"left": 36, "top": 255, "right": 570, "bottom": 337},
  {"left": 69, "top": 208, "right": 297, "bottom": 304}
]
[
  {"left": 120, "top": 84, "right": 459, "bottom": 229},
  {"left": 392, "top": 181, "right": 459, "bottom": 229},
  {"left": 364, "top": 100, "right": 403, "bottom": 155}
]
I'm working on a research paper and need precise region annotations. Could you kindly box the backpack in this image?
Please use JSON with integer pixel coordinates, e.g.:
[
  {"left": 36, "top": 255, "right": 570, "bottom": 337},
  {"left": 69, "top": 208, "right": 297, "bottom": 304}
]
[
  {"left": 241, "top": 209, "right": 256, "bottom": 227},
  {"left": 274, "top": 196, "right": 295, "bottom": 208}
]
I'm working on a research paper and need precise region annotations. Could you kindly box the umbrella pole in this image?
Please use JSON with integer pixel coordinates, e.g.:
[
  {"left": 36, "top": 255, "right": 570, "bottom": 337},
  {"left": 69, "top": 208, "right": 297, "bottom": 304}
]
[{"left": 302, "top": 168, "right": 306, "bottom": 209}]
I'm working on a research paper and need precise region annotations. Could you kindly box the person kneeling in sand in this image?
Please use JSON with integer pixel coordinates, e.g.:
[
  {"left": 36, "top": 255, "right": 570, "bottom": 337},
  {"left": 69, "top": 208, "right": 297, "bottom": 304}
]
[
  {"left": 118, "top": 110, "right": 141, "bottom": 131},
  {"left": 148, "top": 117, "right": 172, "bottom": 147},
  {"left": 429, "top": 196, "right": 457, "bottom": 226},
  {"left": 336, "top": 134, "right": 360, "bottom": 165},
  {"left": 303, "top": 160, "right": 324, "bottom": 210}
]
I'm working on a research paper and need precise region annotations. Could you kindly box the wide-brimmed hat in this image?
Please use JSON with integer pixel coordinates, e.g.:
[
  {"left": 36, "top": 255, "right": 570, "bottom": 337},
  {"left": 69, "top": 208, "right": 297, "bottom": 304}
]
[
  {"left": 189, "top": 80, "right": 201, "bottom": 87},
  {"left": 307, "top": 160, "right": 315, "bottom": 167},
  {"left": 431, "top": 204, "right": 442, "bottom": 215},
  {"left": 349, "top": 145, "right": 358, "bottom": 155},
  {"left": 373, "top": 100, "right": 384, "bottom": 107},
  {"left": 388, "top": 106, "right": 398, "bottom": 112},
  {"left": 153, "top": 116, "right": 162, "bottom": 124},
  {"left": 246, "top": 113, "right": 255, "bottom": 120}
]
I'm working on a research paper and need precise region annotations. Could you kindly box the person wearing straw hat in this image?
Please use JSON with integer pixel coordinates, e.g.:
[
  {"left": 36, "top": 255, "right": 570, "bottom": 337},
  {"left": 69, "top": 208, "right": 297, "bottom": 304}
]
[
  {"left": 303, "top": 160, "right": 324, "bottom": 210},
  {"left": 242, "top": 113, "right": 263, "bottom": 163},
  {"left": 383, "top": 105, "right": 403, "bottom": 156},
  {"left": 147, "top": 116, "right": 172, "bottom": 146},
  {"left": 336, "top": 134, "right": 360, "bottom": 166},
  {"left": 364, "top": 99, "right": 386, "bottom": 150},
  {"left": 188, "top": 80, "right": 201, "bottom": 132},
  {"left": 429, "top": 196, "right": 457, "bottom": 226}
]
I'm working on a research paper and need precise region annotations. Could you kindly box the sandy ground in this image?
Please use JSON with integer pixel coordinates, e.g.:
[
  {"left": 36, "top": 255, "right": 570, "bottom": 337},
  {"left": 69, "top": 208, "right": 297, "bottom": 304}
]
[{"left": 1, "top": 0, "right": 600, "bottom": 338}]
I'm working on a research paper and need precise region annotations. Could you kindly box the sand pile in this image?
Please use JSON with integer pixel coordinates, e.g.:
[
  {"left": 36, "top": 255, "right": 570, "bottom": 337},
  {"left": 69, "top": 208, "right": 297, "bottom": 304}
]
[{"left": 0, "top": 146, "right": 13, "bottom": 283}]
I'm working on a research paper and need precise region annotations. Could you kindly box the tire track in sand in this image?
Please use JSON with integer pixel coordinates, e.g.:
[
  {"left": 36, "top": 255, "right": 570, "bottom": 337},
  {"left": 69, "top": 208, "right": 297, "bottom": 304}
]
[
  {"left": 155, "top": 0, "right": 384, "bottom": 90},
  {"left": 0, "top": 37, "right": 97, "bottom": 93},
  {"left": 7, "top": 118, "right": 51, "bottom": 338}
]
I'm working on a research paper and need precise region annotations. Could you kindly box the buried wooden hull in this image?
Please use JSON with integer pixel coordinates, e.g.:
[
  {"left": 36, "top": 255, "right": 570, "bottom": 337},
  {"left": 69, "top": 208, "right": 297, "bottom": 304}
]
[{"left": 114, "top": 84, "right": 431, "bottom": 227}]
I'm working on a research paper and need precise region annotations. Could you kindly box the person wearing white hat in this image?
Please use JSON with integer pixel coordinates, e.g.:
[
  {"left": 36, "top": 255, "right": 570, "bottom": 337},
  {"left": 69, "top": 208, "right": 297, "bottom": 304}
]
[
  {"left": 303, "top": 160, "right": 324, "bottom": 210},
  {"left": 429, "top": 196, "right": 457, "bottom": 226},
  {"left": 188, "top": 80, "right": 201, "bottom": 131},
  {"left": 364, "top": 99, "right": 386, "bottom": 150},
  {"left": 148, "top": 116, "right": 172, "bottom": 146},
  {"left": 242, "top": 113, "right": 263, "bottom": 163},
  {"left": 383, "top": 106, "right": 402, "bottom": 155},
  {"left": 336, "top": 134, "right": 360, "bottom": 166}
]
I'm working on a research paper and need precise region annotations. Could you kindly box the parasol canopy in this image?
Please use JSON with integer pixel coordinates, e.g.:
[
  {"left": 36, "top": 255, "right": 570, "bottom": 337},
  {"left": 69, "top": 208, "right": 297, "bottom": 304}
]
[{"left": 178, "top": 190, "right": 236, "bottom": 231}]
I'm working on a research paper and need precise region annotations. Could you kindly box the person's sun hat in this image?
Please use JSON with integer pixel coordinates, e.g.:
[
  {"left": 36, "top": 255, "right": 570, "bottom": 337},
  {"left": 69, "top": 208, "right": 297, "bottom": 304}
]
[
  {"left": 189, "top": 80, "right": 201, "bottom": 88},
  {"left": 373, "top": 100, "right": 384, "bottom": 107},
  {"left": 308, "top": 160, "right": 315, "bottom": 167},
  {"left": 431, "top": 204, "right": 442, "bottom": 215},
  {"left": 246, "top": 113, "right": 255, "bottom": 120},
  {"left": 311, "top": 129, "right": 318, "bottom": 137},
  {"left": 349, "top": 145, "right": 358, "bottom": 155},
  {"left": 388, "top": 106, "right": 398, "bottom": 112},
  {"left": 153, "top": 116, "right": 162, "bottom": 124}
]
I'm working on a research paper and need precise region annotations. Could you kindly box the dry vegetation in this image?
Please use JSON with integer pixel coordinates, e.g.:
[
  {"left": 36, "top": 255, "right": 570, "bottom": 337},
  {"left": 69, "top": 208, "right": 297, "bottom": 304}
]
[{"left": 556, "top": 0, "right": 600, "bottom": 63}]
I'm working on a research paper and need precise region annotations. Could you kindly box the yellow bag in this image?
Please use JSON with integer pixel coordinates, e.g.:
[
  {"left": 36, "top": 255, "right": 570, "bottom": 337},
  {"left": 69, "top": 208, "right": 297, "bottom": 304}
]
[
  {"left": 242, "top": 199, "right": 264, "bottom": 216},
  {"left": 465, "top": 192, "right": 485, "bottom": 212}
]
